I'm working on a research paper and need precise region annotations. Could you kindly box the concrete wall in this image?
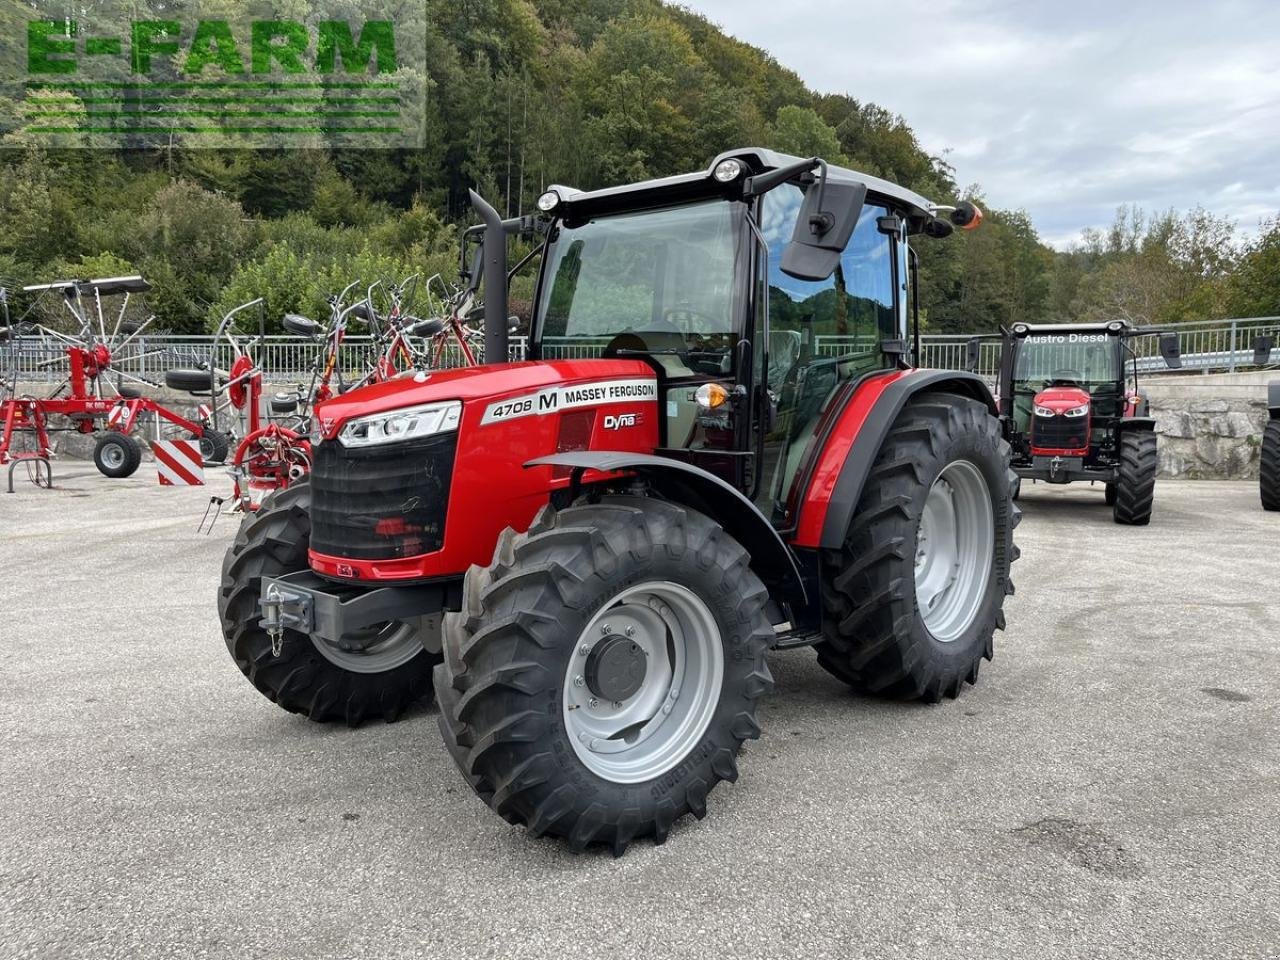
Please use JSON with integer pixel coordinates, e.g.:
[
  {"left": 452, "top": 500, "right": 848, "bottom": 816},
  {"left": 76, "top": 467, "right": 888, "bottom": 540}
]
[{"left": 1144, "top": 372, "right": 1275, "bottom": 479}]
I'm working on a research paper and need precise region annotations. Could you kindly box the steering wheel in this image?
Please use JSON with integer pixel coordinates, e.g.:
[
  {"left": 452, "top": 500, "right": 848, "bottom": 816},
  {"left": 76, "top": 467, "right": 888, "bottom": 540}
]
[{"left": 662, "top": 305, "right": 721, "bottom": 334}]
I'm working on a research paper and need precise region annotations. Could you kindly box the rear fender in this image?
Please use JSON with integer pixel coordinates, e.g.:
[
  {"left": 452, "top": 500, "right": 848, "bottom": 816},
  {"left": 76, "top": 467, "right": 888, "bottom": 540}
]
[
  {"left": 1268, "top": 380, "right": 1280, "bottom": 417},
  {"left": 526, "top": 451, "right": 807, "bottom": 608},
  {"left": 792, "top": 370, "right": 997, "bottom": 551},
  {"left": 1117, "top": 416, "right": 1157, "bottom": 432}
]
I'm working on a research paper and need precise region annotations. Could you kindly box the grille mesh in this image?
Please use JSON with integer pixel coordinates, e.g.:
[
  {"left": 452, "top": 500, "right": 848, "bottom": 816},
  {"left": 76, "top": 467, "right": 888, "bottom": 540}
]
[
  {"left": 1032, "top": 415, "right": 1089, "bottom": 452},
  {"left": 310, "top": 433, "right": 455, "bottom": 561}
]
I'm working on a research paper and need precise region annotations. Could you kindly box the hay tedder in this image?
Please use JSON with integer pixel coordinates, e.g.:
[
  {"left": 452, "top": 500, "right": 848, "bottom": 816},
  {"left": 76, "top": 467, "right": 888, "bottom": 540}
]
[
  {"left": 0, "top": 276, "right": 221, "bottom": 488},
  {"left": 166, "top": 298, "right": 312, "bottom": 513},
  {"left": 218, "top": 149, "right": 1021, "bottom": 852}
]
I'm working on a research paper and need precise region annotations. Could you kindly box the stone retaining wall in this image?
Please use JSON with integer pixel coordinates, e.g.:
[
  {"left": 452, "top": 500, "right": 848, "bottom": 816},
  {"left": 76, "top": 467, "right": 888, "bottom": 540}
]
[{"left": 1145, "top": 373, "right": 1275, "bottom": 479}]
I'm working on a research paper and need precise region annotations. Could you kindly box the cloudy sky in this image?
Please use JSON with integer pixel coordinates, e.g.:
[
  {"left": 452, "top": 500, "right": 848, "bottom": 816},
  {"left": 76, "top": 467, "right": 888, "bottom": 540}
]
[{"left": 682, "top": 0, "right": 1280, "bottom": 248}]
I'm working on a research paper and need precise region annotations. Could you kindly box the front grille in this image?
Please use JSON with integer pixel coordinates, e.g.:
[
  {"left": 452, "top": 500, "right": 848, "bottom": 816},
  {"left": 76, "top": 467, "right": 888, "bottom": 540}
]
[
  {"left": 1031, "top": 414, "right": 1089, "bottom": 452},
  {"left": 310, "top": 433, "right": 455, "bottom": 560}
]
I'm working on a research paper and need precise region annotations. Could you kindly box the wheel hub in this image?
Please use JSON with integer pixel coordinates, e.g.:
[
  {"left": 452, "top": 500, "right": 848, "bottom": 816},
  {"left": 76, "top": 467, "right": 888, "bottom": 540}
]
[
  {"left": 563, "top": 582, "right": 724, "bottom": 784},
  {"left": 585, "top": 635, "right": 648, "bottom": 702}
]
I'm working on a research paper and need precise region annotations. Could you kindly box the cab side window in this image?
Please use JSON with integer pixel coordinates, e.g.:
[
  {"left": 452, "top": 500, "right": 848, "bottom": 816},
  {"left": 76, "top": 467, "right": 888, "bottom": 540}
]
[{"left": 754, "top": 184, "right": 899, "bottom": 523}]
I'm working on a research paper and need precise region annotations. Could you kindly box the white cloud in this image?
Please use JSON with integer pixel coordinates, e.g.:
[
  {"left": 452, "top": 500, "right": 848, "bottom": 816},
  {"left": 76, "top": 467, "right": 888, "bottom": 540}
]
[{"left": 678, "top": 0, "right": 1280, "bottom": 247}]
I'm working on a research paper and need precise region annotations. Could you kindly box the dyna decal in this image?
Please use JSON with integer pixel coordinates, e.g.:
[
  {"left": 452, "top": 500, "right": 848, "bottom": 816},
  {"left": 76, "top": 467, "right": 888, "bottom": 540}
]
[{"left": 480, "top": 378, "right": 657, "bottom": 425}]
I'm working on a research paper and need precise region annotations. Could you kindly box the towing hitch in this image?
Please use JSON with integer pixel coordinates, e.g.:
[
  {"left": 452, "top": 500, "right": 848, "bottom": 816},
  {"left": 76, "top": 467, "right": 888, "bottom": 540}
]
[{"left": 258, "top": 570, "right": 452, "bottom": 657}]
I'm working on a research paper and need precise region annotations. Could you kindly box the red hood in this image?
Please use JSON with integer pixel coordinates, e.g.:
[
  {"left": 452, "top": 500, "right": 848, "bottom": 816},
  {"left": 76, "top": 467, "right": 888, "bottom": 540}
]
[
  {"left": 1033, "top": 385, "right": 1091, "bottom": 411},
  {"left": 313, "top": 358, "right": 655, "bottom": 438}
]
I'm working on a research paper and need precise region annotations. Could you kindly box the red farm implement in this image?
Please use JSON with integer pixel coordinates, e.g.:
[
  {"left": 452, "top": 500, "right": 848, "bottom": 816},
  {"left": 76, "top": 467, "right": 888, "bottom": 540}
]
[
  {"left": 166, "top": 298, "right": 312, "bottom": 514},
  {"left": 0, "top": 276, "right": 220, "bottom": 489}
]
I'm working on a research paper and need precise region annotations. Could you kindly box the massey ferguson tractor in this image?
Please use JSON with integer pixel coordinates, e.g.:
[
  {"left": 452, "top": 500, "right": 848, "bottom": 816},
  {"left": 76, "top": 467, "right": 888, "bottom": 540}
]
[
  {"left": 218, "top": 149, "right": 1019, "bottom": 852},
  {"left": 981, "top": 321, "right": 1180, "bottom": 525}
]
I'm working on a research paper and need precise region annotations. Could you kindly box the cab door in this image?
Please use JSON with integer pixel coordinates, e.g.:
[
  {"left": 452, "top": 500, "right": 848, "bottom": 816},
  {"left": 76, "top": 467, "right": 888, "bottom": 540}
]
[{"left": 751, "top": 185, "right": 901, "bottom": 526}]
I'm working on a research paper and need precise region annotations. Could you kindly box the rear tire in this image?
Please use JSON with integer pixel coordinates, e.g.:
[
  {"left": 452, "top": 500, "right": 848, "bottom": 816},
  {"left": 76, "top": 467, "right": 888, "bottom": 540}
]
[
  {"left": 93, "top": 431, "right": 142, "bottom": 478},
  {"left": 435, "top": 496, "right": 775, "bottom": 854},
  {"left": 1113, "top": 431, "right": 1158, "bottom": 525},
  {"left": 199, "top": 429, "right": 230, "bottom": 465},
  {"left": 1261, "top": 420, "right": 1280, "bottom": 512},
  {"left": 217, "top": 483, "right": 437, "bottom": 726},
  {"left": 818, "top": 391, "right": 1018, "bottom": 703}
]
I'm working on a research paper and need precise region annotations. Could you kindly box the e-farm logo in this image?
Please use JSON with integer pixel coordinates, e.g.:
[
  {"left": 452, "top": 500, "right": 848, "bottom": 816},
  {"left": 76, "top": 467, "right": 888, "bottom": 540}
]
[{"left": 10, "top": 4, "right": 425, "bottom": 149}]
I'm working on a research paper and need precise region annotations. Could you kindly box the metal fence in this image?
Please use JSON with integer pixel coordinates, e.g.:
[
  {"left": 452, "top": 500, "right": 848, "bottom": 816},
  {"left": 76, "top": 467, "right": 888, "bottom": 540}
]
[{"left": 5, "top": 318, "right": 1277, "bottom": 390}]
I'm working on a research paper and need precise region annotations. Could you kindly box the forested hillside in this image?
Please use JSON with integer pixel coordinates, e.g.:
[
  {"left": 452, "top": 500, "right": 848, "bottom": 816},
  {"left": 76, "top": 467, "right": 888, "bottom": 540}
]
[{"left": 0, "top": 0, "right": 1275, "bottom": 332}]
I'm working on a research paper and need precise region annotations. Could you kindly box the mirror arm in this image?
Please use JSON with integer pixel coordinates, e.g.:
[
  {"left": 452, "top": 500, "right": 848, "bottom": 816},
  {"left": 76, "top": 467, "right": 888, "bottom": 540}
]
[{"left": 743, "top": 157, "right": 821, "bottom": 198}]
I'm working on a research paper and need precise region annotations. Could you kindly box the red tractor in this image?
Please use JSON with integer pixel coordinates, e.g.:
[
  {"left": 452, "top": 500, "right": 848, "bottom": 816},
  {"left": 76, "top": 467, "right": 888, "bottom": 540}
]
[
  {"left": 219, "top": 150, "right": 1019, "bottom": 852},
  {"left": 979, "top": 321, "right": 1181, "bottom": 524}
]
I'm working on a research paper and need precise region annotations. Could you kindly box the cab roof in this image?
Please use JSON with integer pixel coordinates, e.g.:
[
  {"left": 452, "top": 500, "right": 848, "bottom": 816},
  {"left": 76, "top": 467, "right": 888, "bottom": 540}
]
[{"left": 549, "top": 147, "right": 939, "bottom": 223}]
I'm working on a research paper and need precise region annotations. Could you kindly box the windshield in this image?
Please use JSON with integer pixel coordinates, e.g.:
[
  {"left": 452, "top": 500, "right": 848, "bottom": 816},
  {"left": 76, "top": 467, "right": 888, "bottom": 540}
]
[
  {"left": 1013, "top": 333, "right": 1120, "bottom": 392},
  {"left": 536, "top": 200, "right": 742, "bottom": 365}
]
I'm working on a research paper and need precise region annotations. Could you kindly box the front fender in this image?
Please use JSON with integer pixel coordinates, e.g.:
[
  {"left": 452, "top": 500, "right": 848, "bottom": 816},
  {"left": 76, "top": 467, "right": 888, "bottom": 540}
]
[{"left": 526, "top": 451, "right": 807, "bottom": 608}]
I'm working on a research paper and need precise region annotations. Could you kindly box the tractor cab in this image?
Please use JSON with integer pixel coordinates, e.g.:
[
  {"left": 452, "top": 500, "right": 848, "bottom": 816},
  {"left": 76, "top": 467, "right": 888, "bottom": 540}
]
[{"left": 520, "top": 149, "right": 984, "bottom": 530}]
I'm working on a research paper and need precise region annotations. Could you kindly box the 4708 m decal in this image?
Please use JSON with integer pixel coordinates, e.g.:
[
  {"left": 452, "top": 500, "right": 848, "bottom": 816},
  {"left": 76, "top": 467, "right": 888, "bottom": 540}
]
[{"left": 480, "top": 378, "right": 657, "bottom": 425}]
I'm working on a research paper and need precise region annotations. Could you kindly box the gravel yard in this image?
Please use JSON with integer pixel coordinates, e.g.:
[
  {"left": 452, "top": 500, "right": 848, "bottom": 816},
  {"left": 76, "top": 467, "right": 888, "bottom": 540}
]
[{"left": 1, "top": 467, "right": 1277, "bottom": 959}]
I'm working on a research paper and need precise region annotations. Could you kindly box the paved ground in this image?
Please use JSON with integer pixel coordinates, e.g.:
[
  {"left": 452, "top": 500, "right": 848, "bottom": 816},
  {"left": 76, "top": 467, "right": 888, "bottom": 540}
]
[{"left": 1, "top": 466, "right": 1277, "bottom": 960}]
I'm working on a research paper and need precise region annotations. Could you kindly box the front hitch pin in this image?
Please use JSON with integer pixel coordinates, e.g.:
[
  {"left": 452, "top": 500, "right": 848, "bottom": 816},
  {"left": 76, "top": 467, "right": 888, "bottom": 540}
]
[{"left": 262, "top": 584, "right": 285, "bottom": 657}]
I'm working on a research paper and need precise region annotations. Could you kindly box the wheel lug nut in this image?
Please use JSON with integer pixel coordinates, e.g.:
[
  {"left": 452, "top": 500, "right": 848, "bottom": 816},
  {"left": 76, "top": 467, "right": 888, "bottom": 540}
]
[
  {"left": 589, "top": 697, "right": 598, "bottom": 708},
  {"left": 625, "top": 626, "right": 635, "bottom": 637},
  {"left": 601, "top": 624, "right": 611, "bottom": 634},
  {"left": 613, "top": 700, "right": 622, "bottom": 709},
  {"left": 579, "top": 644, "right": 590, "bottom": 656},
  {"left": 573, "top": 676, "right": 584, "bottom": 687}
]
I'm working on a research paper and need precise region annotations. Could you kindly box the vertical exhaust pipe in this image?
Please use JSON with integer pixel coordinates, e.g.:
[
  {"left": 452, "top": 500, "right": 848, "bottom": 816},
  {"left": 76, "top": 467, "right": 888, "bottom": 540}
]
[{"left": 468, "top": 189, "right": 508, "bottom": 364}]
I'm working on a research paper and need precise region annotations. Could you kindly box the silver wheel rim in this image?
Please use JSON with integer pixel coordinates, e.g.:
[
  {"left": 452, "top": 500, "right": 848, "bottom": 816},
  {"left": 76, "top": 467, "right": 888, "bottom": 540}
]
[
  {"left": 915, "top": 460, "right": 995, "bottom": 643},
  {"left": 563, "top": 581, "right": 724, "bottom": 784},
  {"left": 101, "top": 442, "right": 125, "bottom": 470},
  {"left": 309, "top": 621, "right": 422, "bottom": 674}
]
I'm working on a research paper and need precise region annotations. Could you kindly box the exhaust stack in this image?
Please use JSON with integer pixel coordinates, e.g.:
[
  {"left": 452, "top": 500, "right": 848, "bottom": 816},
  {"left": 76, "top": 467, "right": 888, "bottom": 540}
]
[{"left": 468, "top": 189, "right": 508, "bottom": 364}]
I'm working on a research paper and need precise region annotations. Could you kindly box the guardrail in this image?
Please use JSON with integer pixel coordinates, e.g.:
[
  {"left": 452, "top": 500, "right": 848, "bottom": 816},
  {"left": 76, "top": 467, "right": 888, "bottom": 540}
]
[{"left": 4, "top": 318, "right": 1276, "bottom": 389}]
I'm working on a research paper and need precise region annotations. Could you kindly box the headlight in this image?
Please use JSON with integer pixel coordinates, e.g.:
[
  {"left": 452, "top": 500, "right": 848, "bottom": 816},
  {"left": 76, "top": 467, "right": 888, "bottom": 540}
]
[
  {"left": 1064, "top": 403, "right": 1089, "bottom": 418},
  {"left": 713, "top": 158, "right": 743, "bottom": 182},
  {"left": 536, "top": 190, "right": 561, "bottom": 213},
  {"left": 338, "top": 400, "right": 461, "bottom": 448},
  {"left": 1033, "top": 404, "right": 1057, "bottom": 418}
]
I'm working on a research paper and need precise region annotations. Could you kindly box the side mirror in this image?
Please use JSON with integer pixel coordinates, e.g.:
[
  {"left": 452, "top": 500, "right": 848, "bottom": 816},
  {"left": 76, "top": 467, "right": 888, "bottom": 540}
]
[
  {"left": 965, "top": 337, "right": 982, "bottom": 373},
  {"left": 0, "top": 325, "right": 9, "bottom": 343},
  {"left": 282, "top": 313, "right": 321, "bottom": 339},
  {"left": 781, "top": 177, "right": 868, "bottom": 282},
  {"left": 1252, "top": 335, "right": 1274, "bottom": 367},
  {"left": 406, "top": 316, "right": 444, "bottom": 338},
  {"left": 1159, "top": 333, "right": 1182, "bottom": 369}
]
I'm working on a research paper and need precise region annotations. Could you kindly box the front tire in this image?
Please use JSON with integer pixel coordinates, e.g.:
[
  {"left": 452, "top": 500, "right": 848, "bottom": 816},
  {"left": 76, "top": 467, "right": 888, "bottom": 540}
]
[
  {"left": 217, "top": 483, "right": 436, "bottom": 725},
  {"left": 435, "top": 496, "right": 775, "bottom": 854},
  {"left": 818, "top": 391, "right": 1018, "bottom": 702},
  {"left": 93, "top": 431, "right": 142, "bottom": 478},
  {"left": 1261, "top": 420, "right": 1280, "bottom": 511},
  {"left": 1113, "top": 431, "right": 1158, "bottom": 525}
]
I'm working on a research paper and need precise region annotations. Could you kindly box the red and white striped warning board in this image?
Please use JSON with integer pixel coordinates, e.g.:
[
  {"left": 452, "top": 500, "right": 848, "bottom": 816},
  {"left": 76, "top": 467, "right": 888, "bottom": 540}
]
[
  {"left": 150, "top": 440, "right": 205, "bottom": 486},
  {"left": 107, "top": 402, "right": 127, "bottom": 428}
]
